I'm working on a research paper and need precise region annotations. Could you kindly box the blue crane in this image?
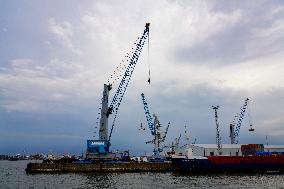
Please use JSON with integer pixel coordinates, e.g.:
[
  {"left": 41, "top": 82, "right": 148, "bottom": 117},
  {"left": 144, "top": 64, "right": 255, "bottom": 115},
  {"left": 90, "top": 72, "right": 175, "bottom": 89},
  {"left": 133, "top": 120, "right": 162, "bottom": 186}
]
[
  {"left": 230, "top": 98, "right": 250, "bottom": 144},
  {"left": 141, "top": 93, "right": 170, "bottom": 156},
  {"left": 107, "top": 23, "right": 150, "bottom": 146},
  {"left": 86, "top": 23, "right": 150, "bottom": 159},
  {"left": 141, "top": 93, "right": 155, "bottom": 135}
]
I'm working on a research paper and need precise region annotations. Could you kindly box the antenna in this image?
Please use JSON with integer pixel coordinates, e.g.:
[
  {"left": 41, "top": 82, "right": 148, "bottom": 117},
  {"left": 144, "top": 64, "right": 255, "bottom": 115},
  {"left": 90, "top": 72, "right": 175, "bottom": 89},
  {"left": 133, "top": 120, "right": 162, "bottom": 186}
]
[
  {"left": 266, "top": 135, "right": 269, "bottom": 146},
  {"left": 184, "top": 125, "right": 190, "bottom": 145}
]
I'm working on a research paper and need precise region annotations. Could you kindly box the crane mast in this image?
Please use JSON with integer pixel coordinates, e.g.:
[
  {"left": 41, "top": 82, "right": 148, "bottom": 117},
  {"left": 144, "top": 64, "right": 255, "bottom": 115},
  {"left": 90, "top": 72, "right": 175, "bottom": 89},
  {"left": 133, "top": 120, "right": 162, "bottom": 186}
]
[
  {"left": 99, "top": 84, "right": 112, "bottom": 141},
  {"left": 212, "top": 106, "right": 222, "bottom": 155}
]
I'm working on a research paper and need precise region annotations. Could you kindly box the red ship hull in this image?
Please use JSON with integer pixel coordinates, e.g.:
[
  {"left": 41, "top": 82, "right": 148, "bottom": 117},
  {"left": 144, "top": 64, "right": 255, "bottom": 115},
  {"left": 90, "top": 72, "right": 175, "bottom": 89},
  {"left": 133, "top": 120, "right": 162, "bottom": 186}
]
[{"left": 172, "top": 155, "right": 284, "bottom": 174}]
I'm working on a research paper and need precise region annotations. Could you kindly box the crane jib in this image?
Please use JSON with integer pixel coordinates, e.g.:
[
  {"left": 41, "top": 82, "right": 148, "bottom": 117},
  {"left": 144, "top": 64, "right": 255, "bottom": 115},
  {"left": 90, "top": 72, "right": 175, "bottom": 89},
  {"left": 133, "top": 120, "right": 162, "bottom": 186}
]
[
  {"left": 141, "top": 93, "right": 155, "bottom": 136},
  {"left": 107, "top": 23, "right": 150, "bottom": 143},
  {"left": 233, "top": 98, "right": 250, "bottom": 141}
]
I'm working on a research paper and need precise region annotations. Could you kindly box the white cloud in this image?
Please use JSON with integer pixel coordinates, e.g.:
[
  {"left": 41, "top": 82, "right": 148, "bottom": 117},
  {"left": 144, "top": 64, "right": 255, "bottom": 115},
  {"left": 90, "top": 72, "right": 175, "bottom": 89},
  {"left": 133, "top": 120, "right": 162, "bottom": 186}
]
[
  {"left": 41, "top": 1, "right": 284, "bottom": 118},
  {"left": 253, "top": 18, "right": 284, "bottom": 38},
  {"left": 1, "top": 0, "right": 284, "bottom": 148},
  {"left": 48, "top": 18, "right": 73, "bottom": 47},
  {"left": 0, "top": 58, "right": 100, "bottom": 112},
  {"left": 11, "top": 58, "right": 33, "bottom": 68},
  {"left": 48, "top": 18, "right": 82, "bottom": 55}
]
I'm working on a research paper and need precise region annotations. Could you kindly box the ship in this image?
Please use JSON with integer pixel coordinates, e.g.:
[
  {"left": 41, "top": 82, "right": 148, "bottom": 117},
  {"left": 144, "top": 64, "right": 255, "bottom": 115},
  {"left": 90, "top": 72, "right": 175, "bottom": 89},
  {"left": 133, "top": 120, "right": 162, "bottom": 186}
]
[{"left": 172, "top": 144, "right": 284, "bottom": 174}]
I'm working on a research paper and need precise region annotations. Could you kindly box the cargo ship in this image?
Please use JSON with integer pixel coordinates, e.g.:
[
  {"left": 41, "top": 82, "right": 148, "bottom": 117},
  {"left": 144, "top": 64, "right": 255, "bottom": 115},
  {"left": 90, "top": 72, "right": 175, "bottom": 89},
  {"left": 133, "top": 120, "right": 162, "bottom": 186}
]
[{"left": 172, "top": 144, "right": 284, "bottom": 174}]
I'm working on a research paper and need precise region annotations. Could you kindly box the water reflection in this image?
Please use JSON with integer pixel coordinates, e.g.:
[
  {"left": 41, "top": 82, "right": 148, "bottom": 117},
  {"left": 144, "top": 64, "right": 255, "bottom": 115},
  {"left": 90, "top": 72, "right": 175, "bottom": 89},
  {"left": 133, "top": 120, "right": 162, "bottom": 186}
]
[
  {"left": 1, "top": 161, "right": 284, "bottom": 189},
  {"left": 83, "top": 173, "right": 113, "bottom": 188}
]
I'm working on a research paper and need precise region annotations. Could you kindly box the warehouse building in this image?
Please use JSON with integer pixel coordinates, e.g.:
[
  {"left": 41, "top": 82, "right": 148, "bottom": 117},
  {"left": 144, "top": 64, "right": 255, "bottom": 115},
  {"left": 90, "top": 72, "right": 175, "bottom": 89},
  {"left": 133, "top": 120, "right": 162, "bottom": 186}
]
[{"left": 188, "top": 144, "right": 284, "bottom": 156}]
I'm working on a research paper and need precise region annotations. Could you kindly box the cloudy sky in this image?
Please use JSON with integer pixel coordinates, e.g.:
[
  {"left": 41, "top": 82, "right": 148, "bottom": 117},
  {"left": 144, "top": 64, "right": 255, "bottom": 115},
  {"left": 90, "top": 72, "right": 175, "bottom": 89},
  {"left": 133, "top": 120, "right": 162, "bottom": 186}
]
[{"left": 1, "top": 0, "right": 284, "bottom": 155}]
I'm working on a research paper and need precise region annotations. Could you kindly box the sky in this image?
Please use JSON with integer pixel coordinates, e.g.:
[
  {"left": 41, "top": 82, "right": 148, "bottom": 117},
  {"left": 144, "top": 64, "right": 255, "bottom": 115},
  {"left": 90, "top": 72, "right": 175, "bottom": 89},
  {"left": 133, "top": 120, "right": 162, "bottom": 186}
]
[{"left": 1, "top": 0, "right": 284, "bottom": 155}]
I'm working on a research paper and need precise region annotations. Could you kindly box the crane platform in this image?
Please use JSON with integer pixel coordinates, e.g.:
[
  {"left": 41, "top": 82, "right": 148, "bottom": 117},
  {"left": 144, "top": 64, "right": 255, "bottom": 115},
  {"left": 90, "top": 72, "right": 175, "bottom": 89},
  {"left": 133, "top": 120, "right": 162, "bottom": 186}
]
[{"left": 25, "top": 161, "right": 171, "bottom": 173}]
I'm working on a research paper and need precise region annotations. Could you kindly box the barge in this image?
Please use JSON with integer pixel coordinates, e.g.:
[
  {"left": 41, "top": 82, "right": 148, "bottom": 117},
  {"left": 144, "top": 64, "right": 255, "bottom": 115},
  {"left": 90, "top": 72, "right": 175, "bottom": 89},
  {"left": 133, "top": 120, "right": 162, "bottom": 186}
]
[{"left": 25, "top": 161, "right": 171, "bottom": 174}]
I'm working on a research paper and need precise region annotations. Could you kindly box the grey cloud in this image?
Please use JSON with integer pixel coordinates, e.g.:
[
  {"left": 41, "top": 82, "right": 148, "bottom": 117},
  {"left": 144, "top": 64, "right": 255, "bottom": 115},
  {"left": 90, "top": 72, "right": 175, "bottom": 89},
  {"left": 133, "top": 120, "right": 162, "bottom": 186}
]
[
  {"left": 176, "top": 0, "right": 284, "bottom": 66},
  {"left": 1, "top": 0, "right": 284, "bottom": 155}
]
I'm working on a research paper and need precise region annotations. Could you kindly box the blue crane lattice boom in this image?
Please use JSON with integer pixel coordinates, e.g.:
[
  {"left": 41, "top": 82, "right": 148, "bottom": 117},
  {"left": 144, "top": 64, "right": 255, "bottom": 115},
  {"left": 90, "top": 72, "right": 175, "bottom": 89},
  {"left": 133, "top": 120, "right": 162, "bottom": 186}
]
[
  {"left": 141, "top": 93, "right": 170, "bottom": 156},
  {"left": 141, "top": 93, "right": 155, "bottom": 135},
  {"left": 107, "top": 23, "right": 150, "bottom": 144},
  {"left": 230, "top": 98, "right": 250, "bottom": 144},
  {"left": 86, "top": 23, "right": 150, "bottom": 159}
]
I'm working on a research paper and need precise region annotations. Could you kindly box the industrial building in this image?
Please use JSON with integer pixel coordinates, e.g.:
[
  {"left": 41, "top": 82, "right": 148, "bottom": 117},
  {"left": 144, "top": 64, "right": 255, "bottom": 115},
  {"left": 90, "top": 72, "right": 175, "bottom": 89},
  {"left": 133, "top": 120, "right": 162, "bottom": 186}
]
[{"left": 189, "top": 144, "right": 284, "bottom": 157}]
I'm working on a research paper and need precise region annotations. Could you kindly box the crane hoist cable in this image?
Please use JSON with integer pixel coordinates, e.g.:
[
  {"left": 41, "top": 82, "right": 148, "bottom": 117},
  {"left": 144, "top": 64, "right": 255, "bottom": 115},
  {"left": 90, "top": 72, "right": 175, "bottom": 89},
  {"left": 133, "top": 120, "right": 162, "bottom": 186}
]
[
  {"left": 147, "top": 29, "right": 151, "bottom": 84},
  {"left": 247, "top": 100, "right": 255, "bottom": 132}
]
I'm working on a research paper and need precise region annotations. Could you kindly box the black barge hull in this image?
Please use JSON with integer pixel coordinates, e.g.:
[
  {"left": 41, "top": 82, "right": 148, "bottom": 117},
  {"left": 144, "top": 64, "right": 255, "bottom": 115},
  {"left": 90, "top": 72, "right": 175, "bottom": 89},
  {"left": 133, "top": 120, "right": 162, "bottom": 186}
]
[{"left": 26, "top": 162, "right": 171, "bottom": 174}]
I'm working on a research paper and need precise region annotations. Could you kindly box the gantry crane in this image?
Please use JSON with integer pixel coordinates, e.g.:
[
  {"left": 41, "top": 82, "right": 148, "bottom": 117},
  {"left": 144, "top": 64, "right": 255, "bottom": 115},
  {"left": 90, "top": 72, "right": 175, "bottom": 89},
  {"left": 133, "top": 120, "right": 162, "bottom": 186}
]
[
  {"left": 141, "top": 93, "right": 170, "bottom": 156},
  {"left": 86, "top": 23, "right": 150, "bottom": 160}
]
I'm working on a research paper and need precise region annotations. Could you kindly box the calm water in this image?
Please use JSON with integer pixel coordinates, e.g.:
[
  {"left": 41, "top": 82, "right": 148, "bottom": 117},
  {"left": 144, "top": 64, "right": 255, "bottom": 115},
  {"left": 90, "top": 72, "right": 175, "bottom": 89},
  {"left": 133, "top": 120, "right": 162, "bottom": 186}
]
[{"left": 1, "top": 160, "right": 284, "bottom": 189}]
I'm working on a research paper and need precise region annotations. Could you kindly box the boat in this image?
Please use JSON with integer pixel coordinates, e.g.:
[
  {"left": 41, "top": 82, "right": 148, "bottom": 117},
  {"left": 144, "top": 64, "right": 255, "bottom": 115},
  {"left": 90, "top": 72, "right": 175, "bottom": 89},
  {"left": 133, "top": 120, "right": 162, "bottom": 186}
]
[
  {"left": 172, "top": 144, "right": 284, "bottom": 174},
  {"left": 8, "top": 156, "right": 20, "bottom": 161}
]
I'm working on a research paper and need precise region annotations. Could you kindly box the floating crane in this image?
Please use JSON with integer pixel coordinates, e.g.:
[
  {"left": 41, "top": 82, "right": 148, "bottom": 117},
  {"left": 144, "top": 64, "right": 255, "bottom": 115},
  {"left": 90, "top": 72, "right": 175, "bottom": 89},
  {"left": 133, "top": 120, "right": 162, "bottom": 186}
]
[
  {"left": 86, "top": 23, "right": 150, "bottom": 160},
  {"left": 212, "top": 105, "right": 222, "bottom": 155},
  {"left": 229, "top": 98, "right": 253, "bottom": 144},
  {"left": 141, "top": 93, "right": 170, "bottom": 156}
]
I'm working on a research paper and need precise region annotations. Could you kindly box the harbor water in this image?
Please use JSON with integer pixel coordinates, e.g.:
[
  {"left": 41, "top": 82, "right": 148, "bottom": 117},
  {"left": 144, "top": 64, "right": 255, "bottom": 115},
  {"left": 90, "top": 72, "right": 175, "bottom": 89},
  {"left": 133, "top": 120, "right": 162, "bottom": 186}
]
[{"left": 1, "top": 160, "right": 284, "bottom": 188}]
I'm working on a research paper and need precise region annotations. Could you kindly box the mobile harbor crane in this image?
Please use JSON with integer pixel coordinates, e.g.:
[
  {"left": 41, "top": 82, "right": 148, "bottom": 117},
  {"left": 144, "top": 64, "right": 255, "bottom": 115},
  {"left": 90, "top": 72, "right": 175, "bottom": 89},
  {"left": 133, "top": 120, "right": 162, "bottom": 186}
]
[
  {"left": 141, "top": 93, "right": 170, "bottom": 158},
  {"left": 229, "top": 98, "right": 254, "bottom": 144},
  {"left": 86, "top": 23, "right": 150, "bottom": 160}
]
